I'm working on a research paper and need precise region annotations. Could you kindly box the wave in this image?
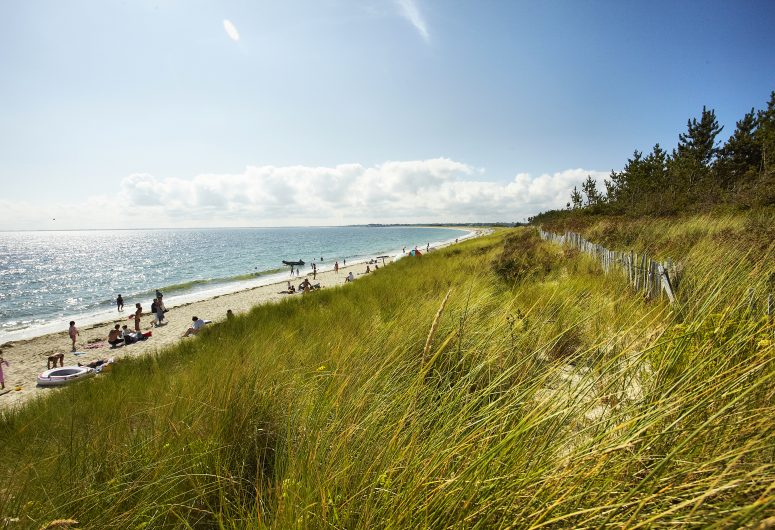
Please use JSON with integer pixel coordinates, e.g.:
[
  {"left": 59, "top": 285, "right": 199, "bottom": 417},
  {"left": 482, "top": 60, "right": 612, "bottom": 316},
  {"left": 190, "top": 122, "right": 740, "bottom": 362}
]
[{"left": 159, "top": 268, "right": 287, "bottom": 295}]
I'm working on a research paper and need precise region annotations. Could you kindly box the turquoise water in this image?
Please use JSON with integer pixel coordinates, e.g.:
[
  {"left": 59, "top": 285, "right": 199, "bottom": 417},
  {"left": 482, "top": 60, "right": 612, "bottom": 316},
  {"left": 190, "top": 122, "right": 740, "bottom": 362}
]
[{"left": 0, "top": 226, "right": 469, "bottom": 340}]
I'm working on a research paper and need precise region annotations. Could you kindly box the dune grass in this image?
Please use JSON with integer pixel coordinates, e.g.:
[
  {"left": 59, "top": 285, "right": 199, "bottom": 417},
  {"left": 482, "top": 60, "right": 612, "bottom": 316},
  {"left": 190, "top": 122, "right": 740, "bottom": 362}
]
[{"left": 1, "top": 213, "right": 773, "bottom": 528}]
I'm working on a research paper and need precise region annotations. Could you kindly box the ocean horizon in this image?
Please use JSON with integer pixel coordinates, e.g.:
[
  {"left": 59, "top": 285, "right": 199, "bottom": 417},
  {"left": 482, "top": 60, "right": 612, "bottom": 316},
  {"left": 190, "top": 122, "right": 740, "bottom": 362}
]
[{"left": 0, "top": 225, "right": 471, "bottom": 342}]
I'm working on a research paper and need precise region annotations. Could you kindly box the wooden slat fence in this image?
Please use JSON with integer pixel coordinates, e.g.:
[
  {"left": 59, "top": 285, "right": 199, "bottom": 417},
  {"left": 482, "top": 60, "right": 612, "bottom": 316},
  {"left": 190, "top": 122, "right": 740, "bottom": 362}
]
[{"left": 538, "top": 228, "right": 678, "bottom": 303}]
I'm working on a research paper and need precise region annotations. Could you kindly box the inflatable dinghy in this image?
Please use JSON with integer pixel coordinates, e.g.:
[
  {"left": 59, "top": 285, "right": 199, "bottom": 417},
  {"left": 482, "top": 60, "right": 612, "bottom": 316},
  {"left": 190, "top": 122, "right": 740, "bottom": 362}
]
[
  {"left": 37, "top": 366, "right": 95, "bottom": 387},
  {"left": 282, "top": 260, "right": 305, "bottom": 266}
]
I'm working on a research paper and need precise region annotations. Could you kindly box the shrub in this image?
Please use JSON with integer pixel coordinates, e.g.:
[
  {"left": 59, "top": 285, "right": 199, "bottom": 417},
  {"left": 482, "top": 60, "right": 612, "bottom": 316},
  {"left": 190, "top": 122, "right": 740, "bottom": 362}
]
[{"left": 492, "top": 229, "right": 559, "bottom": 283}]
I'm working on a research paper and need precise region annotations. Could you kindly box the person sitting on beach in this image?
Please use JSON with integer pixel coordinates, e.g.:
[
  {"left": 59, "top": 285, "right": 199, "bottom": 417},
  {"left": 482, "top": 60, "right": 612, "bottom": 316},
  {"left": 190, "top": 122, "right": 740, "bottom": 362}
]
[
  {"left": 108, "top": 324, "right": 124, "bottom": 348},
  {"left": 365, "top": 265, "right": 371, "bottom": 274},
  {"left": 345, "top": 271, "right": 354, "bottom": 283},
  {"left": 182, "top": 316, "right": 207, "bottom": 337},
  {"left": 279, "top": 282, "right": 296, "bottom": 294},
  {"left": 121, "top": 325, "right": 136, "bottom": 345},
  {"left": 226, "top": 309, "right": 234, "bottom": 320},
  {"left": 299, "top": 278, "right": 312, "bottom": 293},
  {"left": 47, "top": 353, "right": 64, "bottom": 369}
]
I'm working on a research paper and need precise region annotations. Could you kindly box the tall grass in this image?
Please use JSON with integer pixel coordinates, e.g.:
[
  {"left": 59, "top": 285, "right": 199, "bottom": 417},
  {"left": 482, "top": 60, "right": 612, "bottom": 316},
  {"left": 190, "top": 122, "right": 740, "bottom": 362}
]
[{"left": 1, "top": 214, "right": 773, "bottom": 528}]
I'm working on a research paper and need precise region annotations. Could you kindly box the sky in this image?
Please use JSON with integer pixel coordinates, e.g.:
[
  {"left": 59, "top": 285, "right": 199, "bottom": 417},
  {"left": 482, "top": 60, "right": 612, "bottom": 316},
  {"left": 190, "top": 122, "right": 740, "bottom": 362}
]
[{"left": 0, "top": 0, "right": 773, "bottom": 230}]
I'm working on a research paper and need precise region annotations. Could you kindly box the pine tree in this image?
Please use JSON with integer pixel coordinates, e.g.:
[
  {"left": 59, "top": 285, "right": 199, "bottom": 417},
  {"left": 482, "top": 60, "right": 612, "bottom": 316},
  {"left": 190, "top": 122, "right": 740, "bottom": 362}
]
[
  {"left": 671, "top": 106, "right": 724, "bottom": 203},
  {"left": 676, "top": 106, "right": 724, "bottom": 166},
  {"left": 717, "top": 109, "right": 760, "bottom": 191},
  {"left": 581, "top": 176, "right": 601, "bottom": 206},
  {"left": 570, "top": 186, "right": 583, "bottom": 209},
  {"left": 756, "top": 91, "right": 775, "bottom": 173}
]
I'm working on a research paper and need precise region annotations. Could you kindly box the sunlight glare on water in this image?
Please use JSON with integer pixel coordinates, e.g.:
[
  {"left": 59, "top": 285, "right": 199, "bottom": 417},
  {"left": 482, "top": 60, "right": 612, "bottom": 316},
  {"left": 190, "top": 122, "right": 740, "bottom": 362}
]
[{"left": 0, "top": 226, "right": 468, "bottom": 339}]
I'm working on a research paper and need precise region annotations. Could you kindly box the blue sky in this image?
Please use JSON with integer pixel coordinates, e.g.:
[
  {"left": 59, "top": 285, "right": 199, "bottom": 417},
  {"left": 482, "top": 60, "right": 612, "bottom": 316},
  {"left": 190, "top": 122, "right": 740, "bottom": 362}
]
[{"left": 0, "top": 0, "right": 773, "bottom": 229}]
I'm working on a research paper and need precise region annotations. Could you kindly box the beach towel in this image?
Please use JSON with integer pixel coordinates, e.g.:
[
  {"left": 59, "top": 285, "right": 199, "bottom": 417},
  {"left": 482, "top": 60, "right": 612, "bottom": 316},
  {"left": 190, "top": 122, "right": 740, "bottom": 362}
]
[{"left": 84, "top": 342, "right": 105, "bottom": 349}]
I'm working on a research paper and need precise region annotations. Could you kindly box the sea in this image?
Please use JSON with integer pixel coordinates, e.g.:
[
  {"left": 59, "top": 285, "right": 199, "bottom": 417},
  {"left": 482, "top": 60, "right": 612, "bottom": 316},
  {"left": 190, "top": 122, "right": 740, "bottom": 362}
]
[{"left": 0, "top": 226, "right": 471, "bottom": 342}]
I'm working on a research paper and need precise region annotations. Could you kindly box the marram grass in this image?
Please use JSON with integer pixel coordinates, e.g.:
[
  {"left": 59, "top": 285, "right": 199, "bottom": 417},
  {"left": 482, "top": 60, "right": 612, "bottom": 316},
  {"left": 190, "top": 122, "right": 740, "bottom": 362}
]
[{"left": 1, "top": 213, "right": 773, "bottom": 529}]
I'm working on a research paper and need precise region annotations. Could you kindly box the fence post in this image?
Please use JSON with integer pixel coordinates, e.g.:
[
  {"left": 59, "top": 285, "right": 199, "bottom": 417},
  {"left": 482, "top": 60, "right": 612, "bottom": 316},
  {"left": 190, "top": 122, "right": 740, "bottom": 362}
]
[{"left": 658, "top": 264, "right": 676, "bottom": 304}]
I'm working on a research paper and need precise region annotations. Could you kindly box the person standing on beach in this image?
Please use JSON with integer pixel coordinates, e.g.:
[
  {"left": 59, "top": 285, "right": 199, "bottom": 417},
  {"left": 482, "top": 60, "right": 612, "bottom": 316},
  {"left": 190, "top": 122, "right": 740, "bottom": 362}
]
[
  {"left": 156, "top": 299, "right": 165, "bottom": 326},
  {"left": 133, "top": 303, "right": 142, "bottom": 332},
  {"left": 0, "top": 350, "right": 8, "bottom": 390},
  {"left": 312, "top": 263, "right": 317, "bottom": 280},
  {"left": 68, "top": 321, "right": 79, "bottom": 351},
  {"left": 334, "top": 261, "right": 339, "bottom": 274},
  {"left": 116, "top": 294, "right": 124, "bottom": 312}
]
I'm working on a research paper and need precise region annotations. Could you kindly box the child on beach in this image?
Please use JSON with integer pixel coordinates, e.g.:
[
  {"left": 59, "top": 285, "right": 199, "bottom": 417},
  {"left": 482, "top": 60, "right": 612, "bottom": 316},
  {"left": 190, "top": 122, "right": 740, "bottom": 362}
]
[
  {"left": 0, "top": 350, "right": 8, "bottom": 390},
  {"left": 68, "top": 321, "right": 79, "bottom": 351}
]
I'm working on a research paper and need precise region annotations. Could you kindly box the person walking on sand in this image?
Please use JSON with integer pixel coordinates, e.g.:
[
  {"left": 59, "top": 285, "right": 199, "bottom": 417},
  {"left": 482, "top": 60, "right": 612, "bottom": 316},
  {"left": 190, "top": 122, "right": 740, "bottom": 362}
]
[
  {"left": 133, "top": 303, "right": 142, "bottom": 332},
  {"left": 116, "top": 294, "right": 124, "bottom": 312},
  {"left": 0, "top": 350, "right": 8, "bottom": 390},
  {"left": 68, "top": 321, "right": 79, "bottom": 351}
]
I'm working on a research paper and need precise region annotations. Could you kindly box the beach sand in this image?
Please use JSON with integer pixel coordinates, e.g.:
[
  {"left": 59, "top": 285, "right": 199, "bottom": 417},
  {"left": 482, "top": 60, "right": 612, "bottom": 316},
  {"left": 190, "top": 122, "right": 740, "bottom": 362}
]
[
  {"left": 0, "top": 260, "right": 387, "bottom": 410},
  {"left": 0, "top": 231, "right": 485, "bottom": 411}
]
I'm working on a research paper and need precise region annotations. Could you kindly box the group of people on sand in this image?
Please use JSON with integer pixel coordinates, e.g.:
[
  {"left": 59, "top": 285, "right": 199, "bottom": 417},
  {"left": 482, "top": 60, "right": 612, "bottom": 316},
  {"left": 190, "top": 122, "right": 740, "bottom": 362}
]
[
  {"left": 107, "top": 323, "right": 151, "bottom": 348},
  {"left": 279, "top": 278, "right": 322, "bottom": 295}
]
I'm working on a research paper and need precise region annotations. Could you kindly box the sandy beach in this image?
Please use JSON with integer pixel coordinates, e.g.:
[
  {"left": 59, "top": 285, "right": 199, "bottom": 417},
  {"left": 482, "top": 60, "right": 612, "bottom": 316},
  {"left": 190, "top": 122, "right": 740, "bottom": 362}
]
[
  {"left": 0, "top": 259, "right": 390, "bottom": 410},
  {"left": 0, "top": 233, "right": 481, "bottom": 411}
]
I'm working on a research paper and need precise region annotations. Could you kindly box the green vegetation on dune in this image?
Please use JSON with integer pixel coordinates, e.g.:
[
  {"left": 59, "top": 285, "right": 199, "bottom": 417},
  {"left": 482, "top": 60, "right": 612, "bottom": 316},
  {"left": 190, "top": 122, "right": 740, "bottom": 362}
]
[{"left": 1, "top": 215, "right": 773, "bottom": 528}]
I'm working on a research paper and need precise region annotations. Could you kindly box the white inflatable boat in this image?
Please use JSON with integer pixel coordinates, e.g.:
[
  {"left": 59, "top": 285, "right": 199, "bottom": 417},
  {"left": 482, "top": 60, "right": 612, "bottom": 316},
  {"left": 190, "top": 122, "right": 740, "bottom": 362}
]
[{"left": 37, "top": 366, "right": 95, "bottom": 387}]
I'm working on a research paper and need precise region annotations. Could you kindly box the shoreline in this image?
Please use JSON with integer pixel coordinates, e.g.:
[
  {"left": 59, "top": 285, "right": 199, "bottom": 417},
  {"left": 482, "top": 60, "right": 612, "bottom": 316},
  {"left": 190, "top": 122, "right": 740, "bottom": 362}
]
[
  {"left": 1, "top": 226, "right": 476, "bottom": 343},
  {"left": 0, "top": 230, "right": 485, "bottom": 410}
]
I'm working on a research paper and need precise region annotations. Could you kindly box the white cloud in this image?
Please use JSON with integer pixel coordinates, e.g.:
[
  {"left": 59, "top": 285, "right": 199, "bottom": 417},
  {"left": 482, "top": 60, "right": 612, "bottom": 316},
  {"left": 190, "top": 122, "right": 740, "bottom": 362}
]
[
  {"left": 223, "top": 19, "right": 240, "bottom": 41},
  {"left": 396, "top": 0, "right": 429, "bottom": 42},
  {"left": 0, "top": 160, "right": 608, "bottom": 229}
]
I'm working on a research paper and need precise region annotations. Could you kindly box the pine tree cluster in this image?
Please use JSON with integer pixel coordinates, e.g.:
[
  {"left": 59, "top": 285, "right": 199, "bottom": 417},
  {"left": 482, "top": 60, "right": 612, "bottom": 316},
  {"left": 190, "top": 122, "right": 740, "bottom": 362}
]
[{"left": 555, "top": 91, "right": 775, "bottom": 219}]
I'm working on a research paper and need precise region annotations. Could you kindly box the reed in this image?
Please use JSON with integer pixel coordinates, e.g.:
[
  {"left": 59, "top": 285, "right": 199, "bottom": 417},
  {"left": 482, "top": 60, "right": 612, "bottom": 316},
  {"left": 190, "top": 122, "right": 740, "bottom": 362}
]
[{"left": 0, "top": 211, "right": 772, "bottom": 528}]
